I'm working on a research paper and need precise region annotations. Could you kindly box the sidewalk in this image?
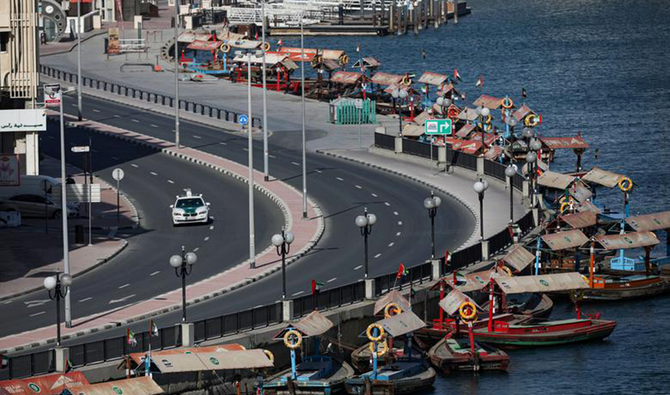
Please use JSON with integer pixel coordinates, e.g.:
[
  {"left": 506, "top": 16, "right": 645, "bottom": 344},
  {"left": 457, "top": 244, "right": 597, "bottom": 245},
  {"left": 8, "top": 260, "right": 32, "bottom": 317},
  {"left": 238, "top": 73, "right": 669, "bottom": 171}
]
[{"left": 0, "top": 157, "right": 137, "bottom": 301}]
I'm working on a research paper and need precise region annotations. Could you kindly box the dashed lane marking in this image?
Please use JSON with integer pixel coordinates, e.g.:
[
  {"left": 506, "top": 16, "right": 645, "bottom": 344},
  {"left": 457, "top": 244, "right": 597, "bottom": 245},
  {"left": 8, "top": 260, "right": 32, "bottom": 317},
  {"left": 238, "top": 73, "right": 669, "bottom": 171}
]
[
  {"left": 193, "top": 135, "right": 202, "bottom": 139},
  {"left": 131, "top": 164, "right": 139, "bottom": 168},
  {"left": 327, "top": 277, "right": 337, "bottom": 283},
  {"left": 219, "top": 142, "right": 227, "bottom": 145},
  {"left": 291, "top": 162, "right": 300, "bottom": 166},
  {"left": 371, "top": 193, "right": 378, "bottom": 197},
  {"left": 354, "top": 265, "right": 363, "bottom": 270},
  {"left": 292, "top": 291, "right": 304, "bottom": 296},
  {"left": 150, "top": 271, "right": 160, "bottom": 276},
  {"left": 393, "top": 211, "right": 399, "bottom": 216},
  {"left": 396, "top": 232, "right": 402, "bottom": 236},
  {"left": 79, "top": 297, "right": 93, "bottom": 303},
  {"left": 131, "top": 119, "right": 140, "bottom": 123},
  {"left": 151, "top": 124, "right": 158, "bottom": 128},
  {"left": 29, "top": 311, "right": 46, "bottom": 317},
  {"left": 315, "top": 169, "right": 323, "bottom": 174},
  {"left": 242, "top": 148, "right": 249, "bottom": 151},
  {"left": 150, "top": 171, "right": 158, "bottom": 176},
  {"left": 355, "top": 185, "right": 362, "bottom": 189},
  {"left": 336, "top": 177, "right": 344, "bottom": 181},
  {"left": 204, "top": 236, "right": 210, "bottom": 241},
  {"left": 269, "top": 154, "right": 276, "bottom": 159},
  {"left": 374, "top": 253, "right": 382, "bottom": 258},
  {"left": 384, "top": 202, "right": 391, "bottom": 206},
  {"left": 167, "top": 180, "right": 174, "bottom": 184},
  {"left": 111, "top": 156, "right": 119, "bottom": 160},
  {"left": 209, "top": 225, "right": 214, "bottom": 230},
  {"left": 388, "top": 242, "right": 395, "bottom": 247},
  {"left": 398, "top": 221, "right": 403, "bottom": 226},
  {"left": 113, "top": 114, "right": 121, "bottom": 118},
  {"left": 92, "top": 109, "right": 100, "bottom": 113},
  {"left": 118, "top": 283, "right": 130, "bottom": 289},
  {"left": 193, "top": 247, "right": 200, "bottom": 252}
]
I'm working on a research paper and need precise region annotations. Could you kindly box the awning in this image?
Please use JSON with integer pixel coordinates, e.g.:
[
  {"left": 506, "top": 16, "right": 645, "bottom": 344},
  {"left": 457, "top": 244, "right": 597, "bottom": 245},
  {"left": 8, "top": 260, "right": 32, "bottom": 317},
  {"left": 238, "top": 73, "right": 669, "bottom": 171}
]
[
  {"left": 187, "top": 40, "right": 222, "bottom": 51},
  {"left": 282, "top": 310, "right": 333, "bottom": 338},
  {"left": 537, "top": 171, "right": 576, "bottom": 190},
  {"left": 444, "top": 270, "right": 493, "bottom": 292},
  {"left": 575, "top": 201, "right": 601, "bottom": 214},
  {"left": 539, "top": 136, "right": 589, "bottom": 150},
  {"left": 418, "top": 71, "right": 448, "bottom": 86},
  {"left": 495, "top": 272, "right": 588, "bottom": 294},
  {"left": 66, "top": 377, "right": 163, "bottom": 395},
  {"left": 512, "top": 104, "right": 535, "bottom": 122},
  {"left": 501, "top": 245, "right": 535, "bottom": 272},
  {"left": 321, "top": 59, "right": 342, "bottom": 71},
  {"left": 581, "top": 167, "right": 625, "bottom": 188},
  {"left": 560, "top": 211, "right": 597, "bottom": 229},
  {"left": 595, "top": 231, "right": 660, "bottom": 250},
  {"left": 626, "top": 211, "right": 670, "bottom": 232},
  {"left": 473, "top": 94, "right": 503, "bottom": 109},
  {"left": 352, "top": 56, "right": 381, "bottom": 68},
  {"left": 371, "top": 72, "right": 404, "bottom": 86},
  {"left": 377, "top": 310, "right": 426, "bottom": 337},
  {"left": 439, "top": 288, "right": 481, "bottom": 316},
  {"left": 452, "top": 140, "right": 482, "bottom": 155},
  {"left": 457, "top": 108, "right": 479, "bottom": 121},
  {"left": 330, "top": 71, "right": 363, "bottom": 85},
  {"left": 150, "top": 350, "right": 272, "bottom": 373},
  {"left": 235, "top": 52, "right": 289, "bottom": 66},
  {"left": 541, "top": 229, "right": 589, "bottom": 251},
  {"left": 456, "top": 123, "right": 475, "bottom": 138},
  {"left": 0, "top": 372, "right": 89, "bottom": 395},
  {"left": 569, "top": 181, "right": 593, "bottom": 203},
  {"left": 130, "top": 344, "right": 247, "bottom": 365},
  {"left": 373, "top": 290, "right": 411, "bottom": 315},
  {"left": 402, "top": 124, "right": 424, "bottom": 137},
  {"left": 483, "top": 145, "right": 503, "bottom": 161}
]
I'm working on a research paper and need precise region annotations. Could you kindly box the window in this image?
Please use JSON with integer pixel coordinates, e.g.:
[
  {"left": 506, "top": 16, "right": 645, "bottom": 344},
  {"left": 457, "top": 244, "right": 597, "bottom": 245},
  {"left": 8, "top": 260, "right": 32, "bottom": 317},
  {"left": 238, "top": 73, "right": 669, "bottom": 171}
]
[
  {"left": 0, "top": 32, "right": 9, "bottom": 53},
  {"left": 11, "top": 195, "right": 47, "bottom": 203},
  {"left": 176, "top": 198, "right": 204, "bottom": 209}
]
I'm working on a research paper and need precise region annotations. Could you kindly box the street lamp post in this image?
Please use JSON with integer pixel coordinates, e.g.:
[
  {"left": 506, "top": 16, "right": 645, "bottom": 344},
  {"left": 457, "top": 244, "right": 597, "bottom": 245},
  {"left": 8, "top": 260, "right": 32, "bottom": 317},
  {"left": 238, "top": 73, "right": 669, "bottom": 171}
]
[
  {"left": 423, "top": 191, "right": 442, "bottom": 259},
  {"left": 261, "top": 0, "right": 270, "bottom": 182},
  {"left": 174, "top": 0, "right": 181, "bottom": 148},
  {"left": 476, "top": 106, "right": 491, "bottom": 148},
  {"left": 525, "top": 150, "right": 537, "bottom": 206},
  {"left": 44, "top": 273, "right": 72, "bottom": 346},
  {"left": 76, "top": 0, "right": 82, "bottom": 121},
  {"left": 505, "top": 164, "right": 517, "bottom": 223},
  {"left": 169, "top": 246, "right": 197, "bottom": 322},
  {"left": 391, "top": 88, "right": 408, "bottom": 134},
  {"left": 527, "top": 138, "right": 542, "bottom": 206},
  {"left": 272, "top": 229, "right": 295, "bottom": 299},
  {"left": 355, "top": 208, "right": 377, "bottom": 278},
  {"left": 300, "top": 15, "right": 308, "bottom": 219},
  {"left": 473, "top": 178, "right": 489, "bottom": 241}
]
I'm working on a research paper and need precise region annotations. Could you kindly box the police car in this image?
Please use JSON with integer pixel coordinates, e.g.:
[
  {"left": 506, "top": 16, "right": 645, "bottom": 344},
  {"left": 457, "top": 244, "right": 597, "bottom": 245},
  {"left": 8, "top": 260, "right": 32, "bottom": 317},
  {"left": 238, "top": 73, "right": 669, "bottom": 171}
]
[{"left": 170, "top": 190, "right": 210, "bottom": 226}]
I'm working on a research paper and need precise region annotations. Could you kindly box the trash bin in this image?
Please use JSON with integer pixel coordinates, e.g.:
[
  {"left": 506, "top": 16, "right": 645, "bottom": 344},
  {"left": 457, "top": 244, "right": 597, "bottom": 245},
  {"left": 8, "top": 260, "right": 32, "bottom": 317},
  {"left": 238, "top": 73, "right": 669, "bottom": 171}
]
[{"left": 75, "top": 225, "right": 84, "bottom": 244}]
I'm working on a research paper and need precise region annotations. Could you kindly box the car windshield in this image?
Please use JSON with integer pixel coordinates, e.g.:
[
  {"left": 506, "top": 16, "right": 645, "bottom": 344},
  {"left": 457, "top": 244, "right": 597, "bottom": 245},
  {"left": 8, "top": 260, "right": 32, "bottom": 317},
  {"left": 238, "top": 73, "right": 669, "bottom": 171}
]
[{"left": 176, "top": 198, "right": 204, "bottom": 209}]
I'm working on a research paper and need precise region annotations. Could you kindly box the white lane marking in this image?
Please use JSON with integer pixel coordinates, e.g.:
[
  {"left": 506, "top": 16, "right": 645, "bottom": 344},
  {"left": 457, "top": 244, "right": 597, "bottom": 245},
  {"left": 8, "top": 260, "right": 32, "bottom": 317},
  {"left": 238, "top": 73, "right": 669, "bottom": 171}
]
[
  {"left": 92, "top": 109, "right": 101, "bottom": 113},
  {"left": 151, "top": 124, "right": 158, "bottom": 128},
  {"left": 70, "top": 103, "right": 77, "bottom": 107},
  {"left": 79, "top": 297, "right": 93, "bottom": 303},
  {"left": 354, "top": 265, "right": 363, "bottom": 270},
  {"left": 242, "top": 148, "right": 249, "bottom": 151},
  {"left": 396, "top": 232, "right": 402, "bottom": 236},
  {"left": 269, "top": 154, "right": 276, "bottom": 159},
  {"left": 327, "top": 277, "right": 337, "bottom": 283},
  {"left": 336, "top": 177, "right": 344, "bottom": 181},
  {"left": 384, "top": 202, "right": 391, "bottom": 206},
  {"left": 150, "top": 171, "right": 158, "bottom": 176},
  {"left": 1, "top": 300, "right": 12, "bottom": 305},
  {"left": 167, "top": 180, "right": 174, "bottom": 184},
  {"left": 111, "top": 156, "right": 119, "bottom": 160},
  {"left": 131, "top": 164, "right": 139, "bottom": 168},
  {"left": 109, "top": 294, "right": 136, "bottom": 304},
  {"left": 29, "top": 311, "right": 46, "bottom": 317},
  {"left": 292, "top": 291, "right": 305, "bottom": 297},
  {"left": 193, "top": 247, "right": 200, "bottom": 252},
  {"left": 315, "top": 169, "right": 323, "bottom": 174},
  {"left": 131, "top": 119, "right": 140, "bottom": 123},
  {"left": 398, "top": 221, "right": 403, "bottom": 226},
  {"left": 114, "top": 114, "right": 121, "bottom": 118},
  {"left": 25, "top": 300, "right": 49, "bottom": 308},
  {"left": 388, "top": 242, "right": 395, "bottom": 247},
  {"left": 209, "top": 225, "right": 214, "bottom": 230},
  {"left": 371, "top": 193, "right": 378, "bottom": 197},
  {"left": 374, "top": 253, "right": 382, "bottom": 258},
  {"left": 291, "top": 161, "right": 300, "bottom": 166},
  {"left": 150, "top": 271, "right": 160, "bottom": 276},
  {"left": 193, "top": 135, "right": 202, "bottom": 139},
  {"left": 355, "top": 185, "right": 362, "bottom": 189},
  {"left": 393, "top": 211, "right": 399, "bottom": 216},
  {"left": 204, "top": 236, "right": 210, "bottom": 241},
  {"left": 210, "top": 216, "right": 215, "bottom": 220},
  {"left": 219, "top": 142, "right": 227, "bottom": 145},
  {"left": 118, "top": 283, "right": 130, "bottom": 289}
]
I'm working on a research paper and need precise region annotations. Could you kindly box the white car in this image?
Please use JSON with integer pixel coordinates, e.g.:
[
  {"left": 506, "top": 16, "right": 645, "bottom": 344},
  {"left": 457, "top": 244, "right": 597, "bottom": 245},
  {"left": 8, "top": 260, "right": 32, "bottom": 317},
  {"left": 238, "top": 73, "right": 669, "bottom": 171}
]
[{"left": 170, "top": 190, "right": 210, "bottom": 226}]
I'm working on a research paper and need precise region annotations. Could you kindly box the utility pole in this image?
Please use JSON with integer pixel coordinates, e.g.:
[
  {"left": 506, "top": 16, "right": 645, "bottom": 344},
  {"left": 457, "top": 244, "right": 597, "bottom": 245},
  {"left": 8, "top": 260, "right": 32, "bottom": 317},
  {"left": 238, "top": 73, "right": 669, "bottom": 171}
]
[
  {"left": 300, "top": 16, "right": 308, "bottom": 219},
  {"left": 58, "top": 90, "right": 72, "bottom": 328},
  {"left": 262, "top": 0, "right": 270, "bottom": 181},
  {"left": 77, "top": 0, "right": 82, "bottom": 121},
  {"left": 174, "top": 0, "right": 180, "bottom": 148},
  {"left": 247, "top": 54, "right": 256, "bottom": 268}
]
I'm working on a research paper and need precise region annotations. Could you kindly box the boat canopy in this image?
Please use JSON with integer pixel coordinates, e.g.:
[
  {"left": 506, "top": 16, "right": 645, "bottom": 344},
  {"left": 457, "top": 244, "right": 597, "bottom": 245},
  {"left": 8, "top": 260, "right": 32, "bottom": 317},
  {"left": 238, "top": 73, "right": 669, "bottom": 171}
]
[
  {"left": 522, "top": 158, "right": 549, "bottom": 176},
  {"left": 595, "top": 231, "right": 660, "bottom": 250},
  {"left": 377, "top": 310, "right": 426, "bottom": 337},
  {"left": 559, "top": 211, "right": 597, "bottom": 229},
  {"left": 537, "top": 171, "right": 576, "bottom": 190},
  {"left": 69, "top": 377, "right": 163, "bottom": 395},
  {"left": 484, "top": 145, "right": 503, "bottom": 161},
  {"left": 569, "top": 181, "right": 593, "bottom": 203},
  {"left": 452, "top": 140, "right": 482, "bottom": 155},
  {"left": 373, "top": 290, "right": 411, "bottom": 315},
  {"left": 456, "top": 123, "right": 476, "bottom": 138},
  {"left": 512, "top": 104, "right": 535, "bottom": 122},
  {"left": 581, "top": 167, "right": 625, "bottom": 188},
  {"left": 418, "top": 71, "right": 448, "bottom": 86},
  {"left": 473, "top": 94, "right": 504, "bottom": 109},
  {"left": 440, "top": 288, "right": 481, "bottom": 316},
  {"left": 371, "top": 72, "right": 404, "bottom": 86},
  {"left": 456, "top": 107, "right": 479, "bottom": 121},
  {"left": 539, "top": 136, "right": 589, "bottom": 150},
  {"left": 575, "top": 201, "right": 601, "bottom": 214},
  {"left": 541, "top": 229, "right": 589, "bottom": 251},
  {"left": 146, "top": 350, "right": 272, "bottom": 373},
  {"left": 187, "top": 40, "right": 223, "bottom": 51},
  {"left": 330, "top": 71, "right": 363, "bottom": 85},
  {"left": 502, "top": 245, "right": 535, "bottom": 272},
  {"left": 443, "top": 268, "right": 510, "bottom": 292},
  {"left": 436, "top": 83, "right": 460, "bottom": 97},
  {"left": 402, "top": 124, "right": 424, "bottom": 137},
  {"left": 129, "top": 345, "right": 246, "bottom": 365},
  {"left": 274, "top": 310, "right": 334, "bottom": 338},
  {"left": 495, "top": 272, "right": 588, "bottom": 294},
  {"left": 626, "top": 211, "right": 670, "bottom": 232},
  {"left": 0, "top": 372, "right": 88, "bottom": 395},
  {"left": 234, "top": 53, "right": 296, "bottom": 69},
  {"left": 352, "top": 56, "right": 381, "bottom": 68}
]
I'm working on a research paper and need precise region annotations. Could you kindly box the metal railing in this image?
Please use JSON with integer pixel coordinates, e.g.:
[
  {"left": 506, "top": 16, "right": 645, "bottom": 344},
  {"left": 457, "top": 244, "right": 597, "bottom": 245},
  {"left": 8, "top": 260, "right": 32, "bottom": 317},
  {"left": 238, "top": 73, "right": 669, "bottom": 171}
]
[
  {"left": 39, "top": 65, "right": 263, "bottom": 129},
  {"left": 373, "top": 132, "right": 395, "bottom": 151}
]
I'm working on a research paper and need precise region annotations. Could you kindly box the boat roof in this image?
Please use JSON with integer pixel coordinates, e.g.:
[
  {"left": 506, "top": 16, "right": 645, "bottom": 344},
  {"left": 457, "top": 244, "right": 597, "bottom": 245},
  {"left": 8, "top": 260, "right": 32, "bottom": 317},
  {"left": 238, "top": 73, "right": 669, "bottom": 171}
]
[
  {"left": 559, "top": 210, "right": 597, "bottom": 229},
  {"left": 147, "top": 350, "right": 272, "bottom": 373},
  {"left": 440, "top": 288, "right": 481, "bottom": 316},
  {"left": 377, "top": 310, "right": 426, "bottom": 337},
  {"left": 352, "top": 56, "right": 381, "bottom": 68},
  {"left": 539, "top": 136, "right": 589, "bottom": 150},
  {"left": 0, "top": 372, "right": 89, "bottom": 395},
  {"left": 68, "top": 377, "right": 163, "bottom": 395},
  {"left": 483, "top": 145, "right": 504, "bottom": 161},
  {"left": 501, "top": 244, "right": 536, "bottom": 272},
  {"left": 569, "top": 181, "right": 593, "bottom": 203},
  {"left": 234, "top": 53, "right": 295, "bottom": 69},
  {"left": 418, "top": 71, "right": 448, "bottom": 86},
  {"left": 626, "top": 211, "right": 670, "bottom": 232},
  {"left": 401, "top": 124, "right": 424, "bottom": 137},
  {"left": 541, "top": 229, "right": 589, "bottom": 251},
  {"left": 595, "top": 231, "right": 660, "bottom": 250},
  {"left": 512, "top": 104, "right": 535, "bottom": 122},
  {"left": 537, "top": 171, "right": 576, "bottom": 190},
  {"left": 129, "top": 344, "right": 246, "bottom": 365},
  {"left": 456, "top": 123, "right": 476, "bottom": 138},
  {"left": 373, "top": 290, "right": 411, "bottom": 315},
  {"left": 575, "top": 200, "right": 601, "bottom": 214},
  {"left": 473, "top": 94, "right": 504, "bottom": 109},
  {"left": 371, "top": 72, "right": 404, "bottom": 86},
  {"left": 187, "top": 40, "right": 223, "bottom": 51},
  {"left": 495, "top": 272, "right": 588, "bottom": 294},
  {"left": 457, "top": 107, "right": 479, "bottom": 121},
  {"left": 330, "top": 71, "right": 363, "bottom": 85},
  {"left": 581, "top": 167, "right": 625, "bottom": 188},
  {"left": 274, "top": 310, "right": 334, "bottom": 338}
]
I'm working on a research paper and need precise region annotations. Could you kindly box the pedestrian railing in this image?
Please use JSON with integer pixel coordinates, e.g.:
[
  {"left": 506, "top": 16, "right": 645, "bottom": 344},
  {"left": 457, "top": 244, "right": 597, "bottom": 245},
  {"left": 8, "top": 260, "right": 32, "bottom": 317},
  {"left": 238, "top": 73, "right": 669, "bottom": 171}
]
[{"left": 38, "top": 65, "right": 263, "bottom": 129}]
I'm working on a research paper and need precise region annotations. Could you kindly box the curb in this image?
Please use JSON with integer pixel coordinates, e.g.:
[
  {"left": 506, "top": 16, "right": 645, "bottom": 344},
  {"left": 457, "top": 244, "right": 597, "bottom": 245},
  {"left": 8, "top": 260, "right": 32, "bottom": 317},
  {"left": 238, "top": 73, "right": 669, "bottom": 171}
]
[{"left": 40, "top": 31, "right": 107, "bottom": 58}]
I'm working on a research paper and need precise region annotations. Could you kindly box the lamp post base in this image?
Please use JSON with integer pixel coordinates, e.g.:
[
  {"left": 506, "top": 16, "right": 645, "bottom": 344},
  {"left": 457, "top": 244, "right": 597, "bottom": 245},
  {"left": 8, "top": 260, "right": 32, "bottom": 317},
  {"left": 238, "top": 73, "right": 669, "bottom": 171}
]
[
  {"left": 365, "top": 279, "right": 376, "bottom": 300},
  {"left": 481, "top": 239, "right": 490, "bottom": 260},
  {"left": 180, "top": 322, "right": 194, "bottom": 347},
  {"left": 282, "top": 300, "right": 294, "bottom": 322},
  {"left": 55, "top": 347, "right": 70, "bottom": 372}
]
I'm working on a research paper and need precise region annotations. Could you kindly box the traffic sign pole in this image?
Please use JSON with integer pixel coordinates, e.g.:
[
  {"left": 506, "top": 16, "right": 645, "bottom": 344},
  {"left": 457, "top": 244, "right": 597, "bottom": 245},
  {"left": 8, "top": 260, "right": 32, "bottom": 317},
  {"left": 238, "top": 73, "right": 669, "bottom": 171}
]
[{"left": 112, "top": 168, "right": 125, "bottom": 225}]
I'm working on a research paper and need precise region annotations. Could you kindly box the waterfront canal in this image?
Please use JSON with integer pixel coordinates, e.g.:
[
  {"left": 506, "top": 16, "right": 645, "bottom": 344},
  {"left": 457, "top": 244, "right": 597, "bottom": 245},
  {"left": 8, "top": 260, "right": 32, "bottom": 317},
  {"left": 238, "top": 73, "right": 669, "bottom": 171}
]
[{"left": 301, "top": 0, "right": 670, "bottom": 393}]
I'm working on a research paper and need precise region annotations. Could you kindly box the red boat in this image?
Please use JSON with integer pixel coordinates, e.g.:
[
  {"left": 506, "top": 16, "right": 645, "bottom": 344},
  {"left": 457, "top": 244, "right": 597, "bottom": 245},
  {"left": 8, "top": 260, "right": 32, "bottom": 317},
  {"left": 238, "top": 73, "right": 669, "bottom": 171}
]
[{"left": 428, "top": 337, "right": 509, "bottom": 373}]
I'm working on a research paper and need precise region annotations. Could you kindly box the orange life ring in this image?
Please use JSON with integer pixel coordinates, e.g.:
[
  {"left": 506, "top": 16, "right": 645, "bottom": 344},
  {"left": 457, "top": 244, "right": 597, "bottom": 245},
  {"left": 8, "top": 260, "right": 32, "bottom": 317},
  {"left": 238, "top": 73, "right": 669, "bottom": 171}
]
[
  {"left": 366, "top": 323, "right": 384, "bottom": 342},
  {"left": 401, "top": 75, "right": 412, "bottom": 86},
  {"left": 369, "top": 340, "right": 388, "bottom": 356},
  {"left": 501, "top": 97, "right": 514, "bottom": 109},
  {"left": 340, "top": 54, "right": 349, "bottom": 65},
  {"left": 384, "top": 303, "right": 402, "bottom": 318},
  {"left": 262, "top": 42, "right": 271, "bottom": 52},
  {"left": 220, "top": 43, "right": 231, "bottom": 53},
  {"left": 618, "top": 177, "right": 633, "bottom": 192},
  {"left": 459, "top": 301, "right": 477, "bottom": 321}
]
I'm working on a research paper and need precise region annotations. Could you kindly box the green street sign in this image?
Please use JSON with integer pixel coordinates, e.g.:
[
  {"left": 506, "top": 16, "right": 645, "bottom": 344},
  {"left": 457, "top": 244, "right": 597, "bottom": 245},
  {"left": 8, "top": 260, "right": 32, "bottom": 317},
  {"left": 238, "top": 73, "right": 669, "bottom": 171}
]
[{"left": 425, "top": 119, "right": 452, "bottom": 135}]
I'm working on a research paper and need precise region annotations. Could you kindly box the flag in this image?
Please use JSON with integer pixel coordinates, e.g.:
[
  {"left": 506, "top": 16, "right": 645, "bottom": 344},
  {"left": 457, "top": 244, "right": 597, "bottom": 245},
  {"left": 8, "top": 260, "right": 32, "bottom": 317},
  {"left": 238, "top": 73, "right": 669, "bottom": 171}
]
[
  {"left": 396, "top": 263, "right": 408, "bottom": 279},
  {"left": 127, "top": 328, "right": 137, "bottom": 346},
  {"left": 453, "top": 69, "right": 462, "bottom": 81},
  {"left": 255, "top": 32, "right": 259, "bottom": 40},
  {"left": 420, "top": 85, "right": 427, "bottom": 94},
  {"left": 150, "top": 320, "right": 159, "bottom": 337},
  {"left": 421, "top": 49, "right": 427, "bottom": 59},
  {"left": 356, "top": 43, "right": 360, "bottom": 53},
  {"left": 312, "top": 279, "right": 325, "bottom": 295},
  {"left": 444, "top": 250, "right": 451, "bottom": 266},
  {"left": 522, "top": 87, "right": 527, "bottom": 98},
  {"left": 277, "top": 39, "right": 283, "bottom": 47},
  {"left": 476, "top": 75, "right": 484, "bottom": 88}
]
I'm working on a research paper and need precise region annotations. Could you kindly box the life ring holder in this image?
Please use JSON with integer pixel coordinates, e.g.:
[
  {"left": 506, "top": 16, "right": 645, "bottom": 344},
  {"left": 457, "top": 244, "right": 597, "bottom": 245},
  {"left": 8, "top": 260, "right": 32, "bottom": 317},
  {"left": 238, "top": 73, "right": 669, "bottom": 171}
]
[{"left": 283, "top": 329, "right": 303, "bottom": 350}]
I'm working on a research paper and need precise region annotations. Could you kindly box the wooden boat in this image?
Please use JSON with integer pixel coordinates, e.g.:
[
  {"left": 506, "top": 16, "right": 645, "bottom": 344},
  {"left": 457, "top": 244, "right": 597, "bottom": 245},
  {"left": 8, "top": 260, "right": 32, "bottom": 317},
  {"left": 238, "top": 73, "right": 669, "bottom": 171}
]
[
  {"left": 472, "top": 318, "right": 616, "bottom": 348},
  {"left": 428, "top": 337, "right": 509, "bottom": 373},
  {"left": 581, "top": 274, "right": 670, "bottom": 301},
  {"left": 344, "top": 360, "right": 436, "bottom": 395},
  {"left": 350, "top": 340, "right": 423, "bottom": 373},
  {"left": 264, "top": 355, "right": 355, "bottom": 395}
]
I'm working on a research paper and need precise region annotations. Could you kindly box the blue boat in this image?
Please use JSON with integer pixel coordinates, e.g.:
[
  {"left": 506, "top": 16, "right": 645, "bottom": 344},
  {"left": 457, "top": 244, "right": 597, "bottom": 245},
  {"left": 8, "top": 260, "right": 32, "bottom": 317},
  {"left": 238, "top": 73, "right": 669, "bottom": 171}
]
[
  {"left": 344, "top": 360, "right": 436, "bottom": 395},
  {"left": 264, "top": 355, "right": 355, "bottom": 395}
]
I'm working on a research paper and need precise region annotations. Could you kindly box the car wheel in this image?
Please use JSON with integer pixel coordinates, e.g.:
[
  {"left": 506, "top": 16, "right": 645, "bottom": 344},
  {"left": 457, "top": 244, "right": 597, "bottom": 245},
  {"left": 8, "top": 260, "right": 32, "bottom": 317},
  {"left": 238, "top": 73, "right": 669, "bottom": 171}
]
[{"left": 53, "top": 210, "right": 62, "bottom": 219}]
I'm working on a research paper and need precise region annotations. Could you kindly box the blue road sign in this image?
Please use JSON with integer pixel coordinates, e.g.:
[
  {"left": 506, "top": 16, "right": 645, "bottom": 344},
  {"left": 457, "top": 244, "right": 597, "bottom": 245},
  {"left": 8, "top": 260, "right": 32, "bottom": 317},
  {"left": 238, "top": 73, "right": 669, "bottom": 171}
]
[{"left": 238, "top": 114, "right": 249, "bottom": 126}]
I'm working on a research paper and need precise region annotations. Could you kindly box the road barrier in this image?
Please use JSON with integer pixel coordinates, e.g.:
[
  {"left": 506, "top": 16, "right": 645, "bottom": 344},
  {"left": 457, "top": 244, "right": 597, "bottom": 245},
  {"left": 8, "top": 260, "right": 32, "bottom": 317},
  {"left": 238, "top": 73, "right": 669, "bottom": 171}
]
[{"left": 39, "top": 65, "right": 262, "bottom": 129}]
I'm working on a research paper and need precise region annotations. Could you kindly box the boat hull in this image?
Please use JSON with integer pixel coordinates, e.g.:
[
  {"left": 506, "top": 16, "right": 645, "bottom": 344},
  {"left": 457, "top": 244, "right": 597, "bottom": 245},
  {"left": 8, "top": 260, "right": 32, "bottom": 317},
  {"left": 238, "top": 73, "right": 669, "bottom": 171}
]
[
  {"left": 582, "top": 277, "right": 670, "bottom": 301},
  {"left": 428, "top": 338, "right": 509, "bottom": 373},
  {"left": 344, "top": 367, "right": 436, "bottom": 395},
  {"left": 264, "top": 360, "right": 355, "bottom": 395}
]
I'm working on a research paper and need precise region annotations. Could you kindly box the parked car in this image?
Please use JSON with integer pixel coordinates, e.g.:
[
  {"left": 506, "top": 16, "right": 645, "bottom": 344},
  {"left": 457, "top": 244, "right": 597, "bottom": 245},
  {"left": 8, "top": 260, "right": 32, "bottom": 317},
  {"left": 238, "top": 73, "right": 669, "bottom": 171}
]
[
  {"left": 170, "top": 190, "right": 210, "bottom": 226},
  {"left": 0, "top": 194, "right": 79, "bottom": 219}
]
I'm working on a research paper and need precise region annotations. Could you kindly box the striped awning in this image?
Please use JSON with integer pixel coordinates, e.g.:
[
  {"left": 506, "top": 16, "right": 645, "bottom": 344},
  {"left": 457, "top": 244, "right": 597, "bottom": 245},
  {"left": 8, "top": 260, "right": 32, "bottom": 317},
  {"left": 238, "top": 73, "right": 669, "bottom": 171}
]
[
  {"left": 542, "top": 229, "right": 589, "bottom": 251},
  {"left": 626, "top": 211, "right": 670, "bottom": 232},
  {"left": 595, "top": 231, "right": 660, "bottom": 250}
]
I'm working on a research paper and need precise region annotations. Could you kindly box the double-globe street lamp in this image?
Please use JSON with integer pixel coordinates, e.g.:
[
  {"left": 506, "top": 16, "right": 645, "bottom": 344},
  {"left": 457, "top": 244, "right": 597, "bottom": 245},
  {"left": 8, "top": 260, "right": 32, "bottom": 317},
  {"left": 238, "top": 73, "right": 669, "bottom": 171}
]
[
  {"left": 272, "top": 229, "right": 295, "bottom": 299},
  {"left": 355, "top": 208, "right": 377, "bottom": 278},
  {"left": 475, "top": 106, "right": 491, "bottom": 147},
  {"left": 525, "top": 138, "right": 543, "bottom": 206},
  {"left": 44, "top": 273, "right": 72, "bottom": 346},
  {"left": 505, "top": 164, "right": 518, "bottom": 223},
  {"left": 391, "top": 88, "right": 409, "bottom": 134},
  {"left": 169, "top": 247, "right": 198, "bottom": 323},
  {"left": 424, "top": 191, "right": 442, "bottom": 259},
  {"left": 473, "top": 178, "right": 489, "bottom": 241}
]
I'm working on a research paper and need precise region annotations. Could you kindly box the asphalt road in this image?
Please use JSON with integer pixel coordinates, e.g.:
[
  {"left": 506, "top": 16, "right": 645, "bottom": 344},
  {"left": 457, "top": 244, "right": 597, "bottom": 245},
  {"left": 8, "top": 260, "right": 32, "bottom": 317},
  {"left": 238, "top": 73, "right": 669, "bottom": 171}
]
[
  {"left": 5, "top": 93, "right": 475, "bottom": 349},
  {"left": 0, "top": 119, "right": 283, "bottom": 337}
]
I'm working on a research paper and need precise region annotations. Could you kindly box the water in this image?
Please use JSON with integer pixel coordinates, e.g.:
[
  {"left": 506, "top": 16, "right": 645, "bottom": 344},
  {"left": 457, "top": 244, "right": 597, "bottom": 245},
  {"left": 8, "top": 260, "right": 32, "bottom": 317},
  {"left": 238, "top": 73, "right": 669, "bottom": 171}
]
[{"left": 290, "top": 0, "right": 670, "bottom": 393}]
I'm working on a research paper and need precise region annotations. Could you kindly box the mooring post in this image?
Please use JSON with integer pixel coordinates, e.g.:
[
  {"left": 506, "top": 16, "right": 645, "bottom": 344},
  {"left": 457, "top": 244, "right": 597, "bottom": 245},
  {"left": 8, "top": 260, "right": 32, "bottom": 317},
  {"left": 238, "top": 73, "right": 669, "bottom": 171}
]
[{"left": 453, "top": 0, "right": 459, "bottom": 24}]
